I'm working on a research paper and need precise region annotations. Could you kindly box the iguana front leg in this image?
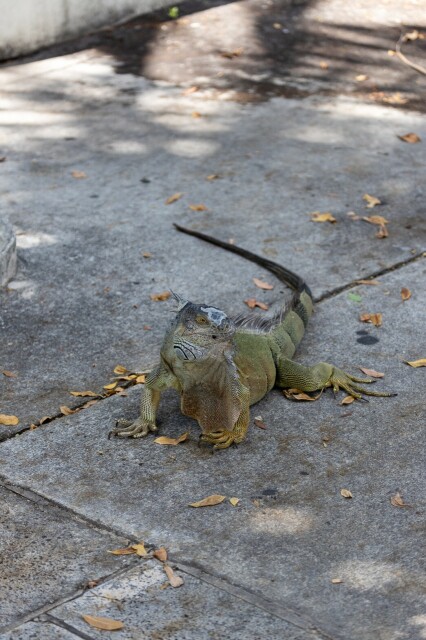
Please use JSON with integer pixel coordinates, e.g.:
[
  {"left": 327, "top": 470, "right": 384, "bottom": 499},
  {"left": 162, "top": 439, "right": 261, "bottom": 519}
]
[
  {"left": 276, "top": 358, "right": 395, "bottom": 399},
  {"left": 110, "top": 362, "right": 178, "bottom": 438},
  {"left": 200, "top": 384, "right": 251, "bottom": 450}
]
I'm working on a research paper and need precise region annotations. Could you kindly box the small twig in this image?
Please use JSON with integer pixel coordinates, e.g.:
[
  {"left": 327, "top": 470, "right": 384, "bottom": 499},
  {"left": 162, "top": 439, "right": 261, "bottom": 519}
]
[{"left": 395, "top": 31, "right": 426, "bottom": 76}]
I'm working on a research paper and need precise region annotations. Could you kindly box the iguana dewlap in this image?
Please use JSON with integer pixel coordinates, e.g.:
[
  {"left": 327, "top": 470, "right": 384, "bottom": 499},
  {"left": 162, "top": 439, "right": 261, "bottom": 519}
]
[{"left": 111, "top": 224, "right": 394, "bottom": 449}]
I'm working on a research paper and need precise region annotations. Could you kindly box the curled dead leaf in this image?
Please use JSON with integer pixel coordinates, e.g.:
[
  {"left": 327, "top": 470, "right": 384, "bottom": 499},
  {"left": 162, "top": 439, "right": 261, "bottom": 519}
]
[
  {"left": 359, "top": 313, "right": 382, "bottom": 327},
  {"left": 331, "top": 578, "right": 343, "bottom": 584},
  {"left": 244, "top": 298, "right": 269, "bottom": 311},
  {"left": 189, "top": 494, "right": 226, "bottom": 508},
  {"left": 254, "top": 416, "right": 267, "bottom": 429},
  {"left": 405, "top": 358, "right": 426, "bottom": 368},
  {"left": 401, "top": 287, "right": 411, "bottom": 301},
  {"left": 340, "top": 489, "right": 353, "bottom": 499},
  {"left": 221, "top": 48, "right": 243, "bottom": 58},
  {"left": 108, "top": 546, "right": 135, "bottom": 555},
  {"left": 82, "top": 615, "right": 124, "bottom": 631},
  {"left": 206, "top": 174, "right": 220, "bottom": 180},
  {"left": 283, "top": 388, "right": 321, "bottom": 402},
  {"left": 154, "top": 432, "right": 189, "bottom": 446},
  {"left": 165, "top": 192, "right": 182, "bottom": 204},
  {"left": 359, "top": 367, "right": 384, "bottom": 378},
  {"left": 390, "top": 492, "right": 411, "bottom": 508},
  {"left": 71, "top": 170, "right": 87, "bottom": 179},
  {"left": 363, "top": 194, "right": 381, "bottom": 208},
  {"left": 153, "top": 547, "right": 168, "bottom": 562},
  {"left": 150, "top": 291, "right": 171, "bottom": 302},
  {"left": 229, "top": 497, "right": 240, "bottom": 506},
  {"left": 310, "top": 211, "right": 336, "bottom": 223},
  {"left": 2, "top": 370, "right": 17, "bottom": 378},
  {"left": 0, "top": 414, "right": 19, "bottom": 426},
  {"left": 135, "top": 374, "right": 146, "bottom": 384},
  {"left": 189, "top": 204, "right": 208, "bottom": 211},
  {"left": 132, "top": 542, "right": 149, "bottom": 556},
  {"left": 356, "top": 279, "right": 380, "bottom": 286},
  {"left": 60, "top": 405, "right": 77, "bottom": 416},
  {"left": 164, "top": 564, "right": 184, "bottom": 587},
  {"left": 113, "top": 365, "right": 128, "bottom": 375},
  {"left": 362, "top": 215, "right": 388, "bottom": 226},
  {"left": 103, "top": 382, "right": 117, "bottom": 391},
  {"left": 253, "top": 277, "right": 274, "bottom": 290},
  {"left": 340, "top": 396, "right": 355, "bottom": 405},
  {"left": 398, "top": 133, "right": 421, "bottom": 144},
  {"left": 70, "top": 390, "right": 99, "bottom": 397}
]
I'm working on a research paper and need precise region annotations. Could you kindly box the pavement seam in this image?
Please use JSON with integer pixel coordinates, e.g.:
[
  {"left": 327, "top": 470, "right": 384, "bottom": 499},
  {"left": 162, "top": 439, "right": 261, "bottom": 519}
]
[
  {"left": 314, "top": 251, "right": 425, "bottom": 304},
  {"left": 40, "top": 614, "right": 97, "bottom": 640}
]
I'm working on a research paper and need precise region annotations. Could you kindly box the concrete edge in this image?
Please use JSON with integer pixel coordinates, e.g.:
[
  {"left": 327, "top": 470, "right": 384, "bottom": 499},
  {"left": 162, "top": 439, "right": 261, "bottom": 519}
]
[{"left": 0, "top": 218, "right": 17, "bottom": 287}]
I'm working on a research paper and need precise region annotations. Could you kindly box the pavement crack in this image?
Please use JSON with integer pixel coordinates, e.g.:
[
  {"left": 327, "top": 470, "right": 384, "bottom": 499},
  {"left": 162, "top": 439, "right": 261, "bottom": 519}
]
[
  {"left": 39, "top": 614, "right": 96, "bottom": 640},
  {"left": 314, "top": 251, "right": 425, "bottom": 304}
]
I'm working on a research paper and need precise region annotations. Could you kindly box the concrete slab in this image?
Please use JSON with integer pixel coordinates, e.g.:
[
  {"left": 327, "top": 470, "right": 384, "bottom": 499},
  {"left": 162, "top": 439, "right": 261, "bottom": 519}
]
[
  {"left": 48, "top": 561, "right": 323, "bottom": 639},
  {"left": 1, "top": 259, "right": 424, "bottom": 640},
  {"left": 0, "top": 217, "right": 17, "bottom": 286},
  {"left": 0, "top": 51, "right": 425, "bottom": 437},
  {"left": 0, "top": 483, "right": 137, "bottom": 633},
  {"left": 1, "top": 621, "right": 80, "bottom": 640}
]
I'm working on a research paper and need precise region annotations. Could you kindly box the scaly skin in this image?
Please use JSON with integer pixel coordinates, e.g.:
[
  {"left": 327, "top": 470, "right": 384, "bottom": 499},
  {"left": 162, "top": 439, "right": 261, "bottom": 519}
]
[{"left": 110, "top": 225, "right": 395, "bottom": 449}]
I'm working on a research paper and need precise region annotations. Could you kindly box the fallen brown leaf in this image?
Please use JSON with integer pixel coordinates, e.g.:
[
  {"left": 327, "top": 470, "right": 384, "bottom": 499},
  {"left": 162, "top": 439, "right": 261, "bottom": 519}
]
[
  {"left": 81, "top": 399, "right": 99, "bottom": 409},
  {"left": 363, "top": 194, "right": 381, "bottom": 208},
  {"left": 244, "top": 298, "right": 269, "bottom": 311},
  {"left": 135, "top": 374, "right": 146, "bottom": 384},
  {"left": 39, "top": 416, "right": 51, "bottom": 424},
  {"left": 154, "top": 432, "right": 189, "bottom": 446},
  {"left": 0, "top": 414, "right": 19, "bottom": 426},
  {"left": 340, "top": 396, "right": 355, "bottom": 405},
  {"left": 191, "top": 111, "right": 202, "bottom": 119},
  {"left": 355, "top": 74, "right": 368, "bottom": 82},
  {"left": 356, "top": 279, "right": 380, "bottom": 286},
  {"left": 398, "top": 132, "right": 421, "bottom": 144},
  {"left": 113, "top": 365, "right": 128, "bottom": 375},
  {"left": 153, "top": 547, "right": 168, "bottom": 562},
  {"left": 60, "top": 405, "right": 77, "bottom": 416},
  {"left": 254, "top": 416, "right": 267, "bottom": 429},
  {"left": 70, "top": 390, "right": 99, "bottom": 397},
  {"left": 358, "top": 367, "right": 384, "bottom": 378},
  {"left": 103, "top": 382, "right": 117, "bottom": 391},
  {"left": 142, "top": 251, "right": 152, "bottom": 258},
  {"left": 206, "top": 174, "right": 220, "bottom": 180},
  {"left": 405, "top": 358, "right": 426, "bottom": 368},
  {"left": 283, "top": 388, "right": 321, "bottom": 401},
  {"left": 82, "top": 615, "right": 124, "bottom": 631},
  {"left": 164, "top": 564, "right": 184, "bottom": 587},
  {"left": 390, "top": 492, "right": 411, "bottom": 508},
  {"left": 150, "top": 291, "right": 171, "bottom": 301},
  {"left": 2, "top": 370, "right": 17, "bottom": 378},
  {"left": 253, "top": 277, "right": 274, "bottom": 290},
  {"left": 165, "top": 192, "right": 182, "bottom": 205},
  {"left": 331, "top": 578, "right": 343, "bottom": 584},
  {"left": 221, "top": 48, "right": 243, "bottom": 58},
  {"left": 71, "top": 170, "right": 87, "bottom": 179},
  {"left": 132, "top": 542, "right": 149, "bottom": 556},
  {"left": 401, "top": 287, "right": 411, "bottom": 301},
  {"left": 359, "top": 313, "right": 382, "bottom": 327},
  {"left": 347, "top": 211, "right": 361, "bottom": 220},
  {"left": 189, "top": 204, "right": 208, "bottom": 211},
  {"left": 340, "top": 489, "right": 353, "bottom": 499},
  {"left": 229, "top": 497, "right": 240, "bottom": 506},
  {"left": 189, "top": 494, "right": 226, "bottom": 508},
  {"left": 108, "top": 546, "right": 135, "bottom": 555},
  {"left": 310, "top": 211, "right": 337, "bottom": 223}
]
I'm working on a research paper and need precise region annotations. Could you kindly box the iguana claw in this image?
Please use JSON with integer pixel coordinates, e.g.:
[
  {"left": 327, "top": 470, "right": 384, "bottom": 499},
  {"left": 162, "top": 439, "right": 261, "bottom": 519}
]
[
  {"left": 327, "top": 369, "right": 396, "bottom": 399},
  {"left": 108, "top": 418, "right": 158, "bottom": 439},
  {"left": 200, "top": 430, "right": 237, "bottom": 450}
]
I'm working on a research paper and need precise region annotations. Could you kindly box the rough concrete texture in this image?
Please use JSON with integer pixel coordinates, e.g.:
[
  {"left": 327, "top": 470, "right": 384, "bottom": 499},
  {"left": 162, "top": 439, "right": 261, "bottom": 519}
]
[
  {"left": 0, "top": 0, "right": 425, "bottom": 638},
  {"left": 0, "top": 218, "right": 17, "bottom": 286},
  {"left": 1, "top": 621, "right": 81, "bottom": 640}
]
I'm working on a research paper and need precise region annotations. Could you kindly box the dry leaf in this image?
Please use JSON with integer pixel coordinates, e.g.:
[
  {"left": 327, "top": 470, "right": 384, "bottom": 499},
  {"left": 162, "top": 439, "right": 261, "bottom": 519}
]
[
  {"left": 0, "top": 414, "right": 19, "bottom": 426},
  {"left": 229, "top": 497, "right": 240, "bottom": 506},
  {"left": 363, "top": 215, "right": 389, "bottom": 226},
  {"left": 398, "top": 133, "right": 421, "bottom": 144},
  {"left": 340, "top": 489, "right": 353, "bottom": 499},
  {"left": 363, "top": 194, "right": 381, "bottom": 208},
  {"left": 359, "top": 313, "right": 382, "bottom": 327},
  {"left": 403, "top": 30, "right": 425, "bottom": 42},
  {"left": 310, "top": 211, "right": 337, "bottom": 223},
  {"left": 71, "top": 170, "right": 87, "bottom": 179},
  {"left": 70, "top": 390, "right": 98, "bottom": 397},
  {"left": 355, "top": 74, "right": 368, "bottom": 81},
  {"left": 132, "top": 542, "right": 149, "bottom": 556},
  {"left": 244, "top": 298, "right": 269, "bottom": 311},
  {"left": 381, "top": 92, "right": 408, "bottom": 105},
  {"left": 191, "top": 111, "right": 202, "bottom": 118},
  {"left": 60, "top": 405, "right": 76, "bottom": 416},
  {"left": 221, "top": 48, "right": 243, "bottom": 58},
  {"left": 401, "top": 287, "right": 411, "bottom": 301},
  {"left": 331, "top": 578, "right": 343, "bottom": 584},
  {"left": 81, "top": 399, "right": 99, "bottom": 409},
  {"left": 164, "top": 564, "right": 184, "bottom": 587},
  {"left": 153, "top": 547, "right": 168, "bottom": 562},
  {"left": 135, "top": 374, "right": 146, "bottom": 384},
  {"left": 340, "top": 396, "right": 355, "bottom": 405},
  {"left": 39, "top": 416, "right": 51, "bottom": 424},
  {"left": 254, "top": 416, "right": 267, "bottom": 429},
  {"left": 283, "top": 388, "right": 321, "bottom": 402},
  {"left": 359, "top": 367, "right": 384, "bottom": 378},
  {"left": 390, "top": 492, "right": 411, "bottom": 508},
  {"left": 355, "top": 279, "right": 380, "bottom": 286},
  {"left": 405, "top": 358, "right": 426, "bottom": 368},
  {"left": 154, "top": 432, "right": 189, "bottom": 446},
  {"left": 82, "top": 615, "right": 124, "bottom": 631},
  {"left": 387, "top": 49, "right": 396, "bottom": 56},
  {"left": 150, "top": 291, "right": 171, "bottom": 301},
  {"left": 108, "top": 546, "right": 135, "bottom": 555},
  {"left": 347, "top": 211, "right": 361, "bottom": 220},
  {"left": 189, "top": 204, "right": 208, "bottom": 211},
  {"left": 206, "top": 174, "right": 220, "bottom": 180},
  {"left": 113, "top": 365, "right": 128, "bottom": 375},
  {"left": 319, "top": 61, "right": 329, "bottom": 69},
  {"left": 2, "top": 370, "right": 17, "bottom": 378},
  {"left": 375, "top": 225, "right": 388, "bottom": 239},
  {"left": 165, "top": 192, "right": 182, "bottom": 204},
  {"left": 189, "top": 494, "right": 226, "bottom": 508},
  {"left": 103, "top": 382, "right": 117, "bottom": 390},
  {"left": 253, "top": 277, "right": 274, "bottom": 290}
]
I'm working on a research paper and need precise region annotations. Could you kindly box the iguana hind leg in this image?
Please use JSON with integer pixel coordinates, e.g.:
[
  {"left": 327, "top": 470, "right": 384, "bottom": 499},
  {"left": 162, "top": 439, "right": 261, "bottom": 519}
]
[{"left": 276, "top": 358, "right": 395, "bottom": 399}]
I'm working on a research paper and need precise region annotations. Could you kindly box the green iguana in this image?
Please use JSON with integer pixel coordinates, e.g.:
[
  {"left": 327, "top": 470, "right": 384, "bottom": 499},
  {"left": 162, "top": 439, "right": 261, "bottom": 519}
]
[{"left": 111, "top": 223, "right": 394, "bottom": 449}]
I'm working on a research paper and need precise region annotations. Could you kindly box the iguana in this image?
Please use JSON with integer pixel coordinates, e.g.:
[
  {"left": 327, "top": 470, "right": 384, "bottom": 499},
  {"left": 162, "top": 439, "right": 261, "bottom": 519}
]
[{"left": 111, "top": 223, "right": 394, "bottom": 449}]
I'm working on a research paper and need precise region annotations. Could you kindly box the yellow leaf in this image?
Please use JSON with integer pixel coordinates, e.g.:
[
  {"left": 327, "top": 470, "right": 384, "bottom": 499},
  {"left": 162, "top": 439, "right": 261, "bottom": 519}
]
[
  {"left": 189, "top": 204, "right": 208, "bottom": 211},
  {"left": 359, "top": 313, "right": 382, "bottom": 327},
  {"left": 165, "top": 192, "right": 182, "bottom": 204},
  {"left": 103, "top": 382, "right": 117, "bottom": 390},
  {"left": 244, "top": 298, "right": 269, "bottom": 310},
  {"left": 401, "top": 287, "right": 411, "bottom": 301},
  {"left": 362, "top": 215, "right": 389, "bottom": 226},
  {"left": 60, "top": 405, "right": 76, "bottom": 416},
  {"left": 253, "top": 277, "right": 274, "bottom": 290},
  {"left": 0, "top": 414, "right": 19, "bottom": 426},
  {"left": 390, "top": 492, "right": 411, "bottom": 508},
  {"left": 71, "top": 170, "right": 87, "bottom": 179},
  {"left": 135, "top": 374, "right": 146, "bottom": 384},
  {"left": 189, "top": 494, "right": 226, "bottom": 508},
  {"left": 340, "top": 396, "right": 355, "bottom": 405},
  {"left": 398, "top": 132, "right": 421, "bottom": 144},
  {"left": 229, "top": 497, "right": 240, "bottom": 506},
  {"left": 153, "top": 547, "right": 168, "bottom": 562},
  {"left": 82, "top": 615, "right": 124, "bottom": 631},
  {"left": 405, "top": 358, "right": 426, "bottom": 368},
  {"left": 164, "top": 564, "right": 184, "bottom": 587},
  {"left": 131, "top": 542, "right": 149, "bottom": 556},
  {"left": 331, "top": 578, "right": 343, "bottom": 584},
  {"left": 108, "top": 547, "right": 135, "bottom": 555},
  {"left": 154, "top": 432, "right": 189, "bottom": 446},
  {"left": 150, "top": 291, "right": 171, "bottom": 301},
  {"left": 363, "top": 194, "right": 381, "bottom": 208},
  {"left": 358, "top": 367, "right": 384, "bottom": 378},
  {"left": 70, "top": 390, "right": 98, "bottom": 397},
  {"left": 2, "top": 370, "right": 17, "bottom": 378},
  {"left": 310, "top": 211, "right": 337, "bottom": 223},
  {"left": 340, "top": 489, "right": 353, "bottom": 499},
  {"left": 355, "top": 74, "right": 368, "bottom": 81},
  {"left": 113, "top": 365, "right": 128, "bottom": 375},
  {"left": 206, "top": 174, "right": 220, "bottom": 180}
]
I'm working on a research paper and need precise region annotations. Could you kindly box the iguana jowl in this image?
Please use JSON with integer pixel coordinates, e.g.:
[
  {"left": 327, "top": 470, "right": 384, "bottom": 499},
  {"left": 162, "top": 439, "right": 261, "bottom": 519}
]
[{"left": 111, "top": 224, "right": 394, "bottom": 449}]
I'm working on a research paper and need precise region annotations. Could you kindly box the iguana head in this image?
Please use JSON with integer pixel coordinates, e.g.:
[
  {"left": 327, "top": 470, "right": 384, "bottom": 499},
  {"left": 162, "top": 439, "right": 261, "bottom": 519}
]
[{"left": 170, "top": 293, "right": 235, "bottom": 362}]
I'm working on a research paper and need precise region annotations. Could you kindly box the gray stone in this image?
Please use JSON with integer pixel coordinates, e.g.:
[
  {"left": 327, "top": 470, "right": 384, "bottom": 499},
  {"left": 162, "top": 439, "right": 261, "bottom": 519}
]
[
  {"left": 1, "top": 621, "right": 80, "bottom": 639},
  {"left": 0, "top": 261, "right": 424, "bottom": 640},
  {"left": 0, "top": 218, "right": 17, "bottom": 287},
  {"left": 0, "top": 484, "right": 137, "bottom": 633}
]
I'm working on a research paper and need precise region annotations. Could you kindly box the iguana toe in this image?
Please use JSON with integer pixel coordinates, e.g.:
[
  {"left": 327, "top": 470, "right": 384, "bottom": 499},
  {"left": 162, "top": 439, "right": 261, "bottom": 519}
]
[
  {"left": 109, "top": 418, "right": 157, "bottom": 439},
  {"left": 200, "top": 430, "right": 236, "bottom": 449},
  {"left": 328, "top": 368, "right": 396, "bottom": 399}
]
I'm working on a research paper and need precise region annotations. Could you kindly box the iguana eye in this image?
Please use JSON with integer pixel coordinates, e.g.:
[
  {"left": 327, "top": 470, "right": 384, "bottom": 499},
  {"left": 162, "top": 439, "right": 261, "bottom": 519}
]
[{"left": 196, "top": 316, "right": 207, "bottom": 325}]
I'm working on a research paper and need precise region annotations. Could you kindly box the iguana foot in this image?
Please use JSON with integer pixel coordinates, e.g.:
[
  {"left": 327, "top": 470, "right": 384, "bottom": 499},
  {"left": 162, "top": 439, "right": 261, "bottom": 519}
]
[
  {"left": 200, "top": 430, "right": 240, "bottom": 450},
  {"left": 108, "top": 418, "right": 158, "bottom": 439},
  {"left": 327, "top": 368, "right": 397, "bottom": 399}
]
